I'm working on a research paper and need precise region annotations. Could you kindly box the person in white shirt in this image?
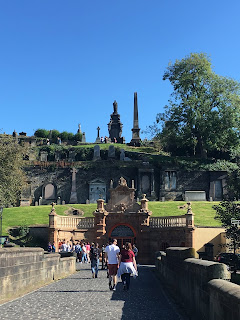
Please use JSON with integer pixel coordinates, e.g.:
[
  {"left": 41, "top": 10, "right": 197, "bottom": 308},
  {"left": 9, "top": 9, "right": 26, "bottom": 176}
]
[
  {"left": 105, "top": 239, "right": 120, "bottom": 291},
  {"left": 60, "top": 241, "right": 67, "bottom": 252}
]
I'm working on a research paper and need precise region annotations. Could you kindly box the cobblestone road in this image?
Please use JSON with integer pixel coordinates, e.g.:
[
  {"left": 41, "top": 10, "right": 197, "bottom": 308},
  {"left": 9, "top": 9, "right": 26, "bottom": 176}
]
[{"left": 0, "top": 264, "right": 188, "bottom": 320}]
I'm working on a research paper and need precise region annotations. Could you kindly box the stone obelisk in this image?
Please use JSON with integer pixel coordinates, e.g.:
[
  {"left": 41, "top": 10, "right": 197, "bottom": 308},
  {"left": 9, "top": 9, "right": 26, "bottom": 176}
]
[
  {"left": 69, "top": 168, "right": 78, "bottom": 203},
  {"left": 130, "top": 92, "right": 141, "bottom": 146}
]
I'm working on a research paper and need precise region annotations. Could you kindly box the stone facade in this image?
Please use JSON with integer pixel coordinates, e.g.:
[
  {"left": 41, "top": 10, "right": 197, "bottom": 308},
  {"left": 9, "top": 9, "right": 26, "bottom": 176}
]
[
  {"left": 49, "top": 179, "right": 197, "bottom": 264},
  {"left": 22, "top": 159, "right": 227, "bottom": 205}
]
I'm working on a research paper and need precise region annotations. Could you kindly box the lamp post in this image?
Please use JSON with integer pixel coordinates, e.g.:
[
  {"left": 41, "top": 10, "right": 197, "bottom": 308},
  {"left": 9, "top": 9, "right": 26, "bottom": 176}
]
[{"left": 0, "top": 206, "right": 3, "bottom": 239}]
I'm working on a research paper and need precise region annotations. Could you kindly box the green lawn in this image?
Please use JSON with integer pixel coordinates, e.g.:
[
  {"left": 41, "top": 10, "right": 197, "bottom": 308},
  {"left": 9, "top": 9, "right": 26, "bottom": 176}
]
[
  {"left": 148, "top": 201, "right": 222, "bottom": 227},
  {"left": 1, "top": 201, "right": 221, "bottom": 236}
]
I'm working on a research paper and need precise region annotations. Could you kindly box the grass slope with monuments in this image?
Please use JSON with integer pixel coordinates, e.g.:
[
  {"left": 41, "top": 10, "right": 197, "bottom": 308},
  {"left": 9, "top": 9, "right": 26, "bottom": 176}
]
[{"left": 1, "top": 201, "right": 221, "bottom": 235}]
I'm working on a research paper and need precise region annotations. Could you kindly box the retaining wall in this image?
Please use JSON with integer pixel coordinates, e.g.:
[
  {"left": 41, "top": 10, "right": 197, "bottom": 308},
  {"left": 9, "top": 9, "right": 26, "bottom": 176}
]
[
  {"left": 155, "top": 247, "right": 240, "bottom": 320},
  {"left": 0, "top": 247, "right": 76, "bottom": 304}
]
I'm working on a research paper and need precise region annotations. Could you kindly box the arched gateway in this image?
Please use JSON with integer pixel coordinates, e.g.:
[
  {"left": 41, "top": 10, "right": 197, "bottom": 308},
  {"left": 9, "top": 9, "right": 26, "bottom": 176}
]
[{"left": 109, "top": 224, "right": 136, "bottom": 248}]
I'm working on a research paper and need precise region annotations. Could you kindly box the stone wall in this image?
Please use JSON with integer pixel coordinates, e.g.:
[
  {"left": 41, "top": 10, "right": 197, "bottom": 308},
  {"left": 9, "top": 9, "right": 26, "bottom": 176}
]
[
  {"left": 155, "top": 247, "right": 240, "bottom": 320},
  {"left": 0, "top": 247, "right": 76, "bottom": 304},
  {"left": 194, "top": 227, "right": 226, "bottom": 258}
]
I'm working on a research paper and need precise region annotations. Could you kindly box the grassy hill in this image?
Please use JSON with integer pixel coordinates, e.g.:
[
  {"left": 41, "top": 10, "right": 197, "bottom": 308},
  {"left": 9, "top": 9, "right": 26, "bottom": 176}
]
[{"left": 1, "top": 201, "right": 221, "bottom": 236}]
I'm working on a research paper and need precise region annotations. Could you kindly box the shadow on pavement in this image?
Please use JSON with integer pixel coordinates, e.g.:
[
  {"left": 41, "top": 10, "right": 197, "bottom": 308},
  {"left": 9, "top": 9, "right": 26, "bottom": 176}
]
[{"left": 110, "top": 265, "right": 185, "bottom": 320}]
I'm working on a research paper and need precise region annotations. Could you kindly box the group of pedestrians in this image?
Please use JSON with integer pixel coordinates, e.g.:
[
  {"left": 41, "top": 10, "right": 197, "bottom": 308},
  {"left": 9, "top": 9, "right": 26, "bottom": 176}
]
[
  {"left": 58, "top": 240, "right": 92, "bottom": 263},
  {"left": 55, "top": 238, "right": 138, "bottom": 291}
]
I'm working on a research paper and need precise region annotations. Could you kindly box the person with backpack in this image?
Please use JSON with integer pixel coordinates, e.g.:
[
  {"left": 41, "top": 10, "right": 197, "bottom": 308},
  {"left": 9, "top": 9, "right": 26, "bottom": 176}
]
[{"left": 90, "top": 243, "right": 101, "bottom": 278}]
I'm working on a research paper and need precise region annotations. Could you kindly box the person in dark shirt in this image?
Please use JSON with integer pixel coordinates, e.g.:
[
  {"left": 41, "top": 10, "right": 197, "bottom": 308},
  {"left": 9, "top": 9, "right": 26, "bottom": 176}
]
[
  {"left": 117, "top": 242, "right": 137, "bottom": 291},
  {"left": 90, "top": 243, "right": 101, "bottom": 278}
]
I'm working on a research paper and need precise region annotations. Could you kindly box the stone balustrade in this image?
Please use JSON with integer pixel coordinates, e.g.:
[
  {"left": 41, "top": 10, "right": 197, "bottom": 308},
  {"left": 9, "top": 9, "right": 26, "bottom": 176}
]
[
  {"left": 55, "top": 216, "right": 95, "bottom": 229},
  {"left": 149, "top": 216, "right": 187, "bottom": 228}
]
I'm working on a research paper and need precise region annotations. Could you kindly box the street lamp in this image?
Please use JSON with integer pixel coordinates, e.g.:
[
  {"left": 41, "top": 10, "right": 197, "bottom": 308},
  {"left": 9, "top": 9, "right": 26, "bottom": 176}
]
[{"left": 0, "top": 206, "right": 3, "bottom": 239}]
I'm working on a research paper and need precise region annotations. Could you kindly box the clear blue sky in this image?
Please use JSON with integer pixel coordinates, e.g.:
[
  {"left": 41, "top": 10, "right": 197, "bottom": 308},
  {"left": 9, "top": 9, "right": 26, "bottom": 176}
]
[{"left": 1, "top": 0, "right": 240, "bottom": 143}]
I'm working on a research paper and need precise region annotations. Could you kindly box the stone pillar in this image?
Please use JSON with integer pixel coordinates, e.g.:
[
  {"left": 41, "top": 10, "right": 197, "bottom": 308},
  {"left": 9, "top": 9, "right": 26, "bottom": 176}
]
[
  {"left": 141, "top": 194, "right": 149, "bottom": 212},
  {"left": 69, "top": 168, "right": 78, "bottom": 204},
  {"left": 184, "top": 202, "right": 195, "bottom": 248},
  {"left": 48, "top": 203, "right": 59, "bottom": 252},
  {"left": 93, "top": 201, "right": 108, "bottom": 246},
  {"left": 185, "top": 202, "right": 194, "bottom": 228},
  {"left": 151, "top": 170, "right": 155, "bottom": 197}
]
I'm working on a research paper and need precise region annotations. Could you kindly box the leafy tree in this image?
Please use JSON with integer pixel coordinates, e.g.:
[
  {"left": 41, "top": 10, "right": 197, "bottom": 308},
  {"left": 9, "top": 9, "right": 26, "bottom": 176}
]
[
  {"left": 74, "top": 132, "right": 82, "bottom": 141},
  {"left": 214, "top": 200, "right": 240, "bottom": 254},
  {"left": 67, "top": 132, "right": 74, "bottom": 141},
  {"left": 0, "top": 136, "right": 26, "bottom": 206},
  {"left": 60, "top": 131, "right": 69, "bottom": 141},
  {"left": 34, "top": 129, "right": 49, "bottom": 138},
  {"left": 154, "top": 53, "right": 240, "bottom": 158},
  {"left": 50, "top": 129, "right": 60, "bottom": 140}
]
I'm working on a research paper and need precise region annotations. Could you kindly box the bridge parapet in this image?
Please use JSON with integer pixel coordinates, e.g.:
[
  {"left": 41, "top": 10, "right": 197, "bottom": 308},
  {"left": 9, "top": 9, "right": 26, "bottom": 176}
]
[{"left": 155, "top": 247, "right": 239, "bottom": 320}]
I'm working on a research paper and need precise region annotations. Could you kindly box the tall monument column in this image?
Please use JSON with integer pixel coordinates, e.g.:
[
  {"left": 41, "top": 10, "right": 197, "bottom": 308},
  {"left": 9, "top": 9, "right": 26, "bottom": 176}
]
[
  {"left": 108, "top": 101, "right": 125, "bottom": 143},
  {"left": 130, "top": 92, "right": 141, "bottom": 146}
]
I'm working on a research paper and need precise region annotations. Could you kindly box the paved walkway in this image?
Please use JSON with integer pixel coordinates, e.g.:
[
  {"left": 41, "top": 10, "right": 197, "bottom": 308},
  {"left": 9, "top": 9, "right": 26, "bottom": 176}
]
[{"left": 0, "top": 264, "right": 188, "bottom": 320}]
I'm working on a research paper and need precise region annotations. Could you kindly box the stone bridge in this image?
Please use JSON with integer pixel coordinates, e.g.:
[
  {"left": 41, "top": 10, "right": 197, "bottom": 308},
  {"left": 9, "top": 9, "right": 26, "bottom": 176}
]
[
  {"left": 0, "top": 249, "right": 185, "bottom": 320},
  {"left": 0, "top": 247, "right": 239, "bottom": 320}
]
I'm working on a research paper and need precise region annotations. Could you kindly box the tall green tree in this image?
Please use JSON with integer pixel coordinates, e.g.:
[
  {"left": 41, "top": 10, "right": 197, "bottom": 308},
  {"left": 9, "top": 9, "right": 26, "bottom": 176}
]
[
  {"left": 154, "top": 53, "right": 240, "bottom": 158},
  {"left": 0, "top": 136, "right": 26, "bottom": 206},
  {"left": 214, "top": 200, "right": 240, "bottom": 254}
]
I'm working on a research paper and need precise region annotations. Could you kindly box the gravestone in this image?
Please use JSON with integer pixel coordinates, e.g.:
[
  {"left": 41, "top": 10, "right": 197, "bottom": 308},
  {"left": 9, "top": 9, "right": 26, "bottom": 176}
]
[
  {"left": 86, "top": 199, "right": 90, "bottom": 204},
  {"left": 93, "top": 145, "right": 101, "bottom": 160},
  {"left": 29, "top": 151, "right": 36, "bottom": 161},
  {"left": 40, "top": 151, "right": 48, "bottom": 162},
  {"left": 185, "top": 191, "right": 206, "bottom": 201},
  {"left": 68, "top": 150, "right": 75, "bottom": 162},
  {"left": 62, "top": 200, "right": 66, "bottom": 205},
  {"left": 44, "top": 184, "right": 56, "bottom": 200},
  {"left": 95, "top": 126, "right": 101, "bottom": 143},
  {"left": 82, "top": 132, "right": 86, "bottom": 143},
  {"left": 57, "top": 197, "right": 61, "bottom": 205},
  {"left": 120, "top": 149, "right": 125, "bottom": 160},
  {"left": 35, "top": 201, "right": 38, "bottom": 206},
  {"left": 39, "top": 196, "right": 43, "bottom": 206},
  {"left": 55, "top": 151, "right": 61, "bottom": 161},
  {"left": 108, "top": 145, "right": 115, "bottom": 158}
]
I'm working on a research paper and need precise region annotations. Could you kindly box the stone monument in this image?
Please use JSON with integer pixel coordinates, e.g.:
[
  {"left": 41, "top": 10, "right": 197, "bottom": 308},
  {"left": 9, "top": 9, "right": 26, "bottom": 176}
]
[
  {"left": 69, "top": 168, "right": 78, "bottom": 203},
  {"left": 95, "top": 126, "right": 101, "bottom": 143},
  {"left": 108, "top": 100, "right": 125, "bottom": 143},
  {"left": 129, "top": 92, "right": 141, "bottom": 146}
]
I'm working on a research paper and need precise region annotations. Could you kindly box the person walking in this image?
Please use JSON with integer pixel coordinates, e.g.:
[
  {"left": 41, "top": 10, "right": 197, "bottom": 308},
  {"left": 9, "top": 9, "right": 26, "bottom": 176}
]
[
  {"left": 132, "top": 244, "right": 138, "bottom": 264},
  {"left": 81, "top": 243, "right": 87, "bottom": 263},
  {"left": 117, "top": 242, "right": 138, "bottom": 291},
  {"left": 90, "top": 243, "right": 101, "bottom": 278},
  {"left": 105, "top": 239, "right": 120, "bottom": 291}
]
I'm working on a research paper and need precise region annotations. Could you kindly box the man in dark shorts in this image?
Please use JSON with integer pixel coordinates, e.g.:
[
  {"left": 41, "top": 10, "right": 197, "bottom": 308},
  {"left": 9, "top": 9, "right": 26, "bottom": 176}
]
[{"left": 105, "top": 239, "right": 120, "bottom": 291}]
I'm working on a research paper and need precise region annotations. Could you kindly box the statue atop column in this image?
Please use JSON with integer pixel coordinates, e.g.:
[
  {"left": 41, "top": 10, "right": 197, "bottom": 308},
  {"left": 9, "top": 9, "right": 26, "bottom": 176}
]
[
  {"left": 108, "top": 100, "right": 125, "bottom": 144},
  {"left": 113, "top": 100, "right": 118, "bottom": 114}
]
